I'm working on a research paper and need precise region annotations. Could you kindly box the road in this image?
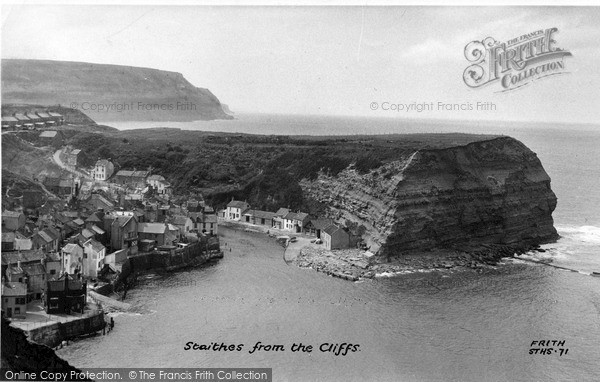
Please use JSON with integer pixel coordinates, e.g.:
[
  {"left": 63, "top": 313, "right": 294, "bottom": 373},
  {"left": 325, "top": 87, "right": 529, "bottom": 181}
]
[{"left": 52, "top": 149, "right": 89, "bottom": 179}]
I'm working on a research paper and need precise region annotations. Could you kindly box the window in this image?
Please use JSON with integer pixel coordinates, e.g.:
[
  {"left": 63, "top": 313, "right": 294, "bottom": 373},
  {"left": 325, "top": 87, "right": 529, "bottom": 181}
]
[
  {"left": 16, "top": 298, "right": 25, "bottom": 305},
  {"left": 14, "top": 307, "right": 20, "bottom": 314},
  {"left": 50, "top": 269, "right": 56, "bottom": 275},
  {"left": 50, "top": 298, "right": 59, "bottom": 309}
]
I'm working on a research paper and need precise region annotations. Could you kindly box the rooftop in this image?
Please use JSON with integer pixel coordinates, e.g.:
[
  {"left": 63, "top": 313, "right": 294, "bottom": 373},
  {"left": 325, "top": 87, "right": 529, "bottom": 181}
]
[
  {"left": 323, "top": 224, "right": 347, "bottom": 236},
  {"left": 39, "top": 130, "right": 58, "bottom": 138},
  {"left": 138, "top": 222, "right": 168, "bottom": 234},
  {"left": 62, "top": 243, "right": 81, "bottom": 254},
  {"left": 227, "top": 200, "right": 249, "bottom": 209},
  {"left": 1, "top": 250, "right": 46, "bottom": 265},
  {"left": 84, "top": 238, "right": 105, "bottom": 253},
  {"left": 245, "top": 209, "right": 276, "bottom": 219},
  {"left": 275, "top": 208, "right": 290, "bottom": 217},
  {"left": 95, "top": 159, "right": 112, "bottom": 167},
  {"left": 2, "top": 282, "right": 28, "bottom": 297},
  {"left": 2, "top": 210, "right": 23, "bottom": 218}
]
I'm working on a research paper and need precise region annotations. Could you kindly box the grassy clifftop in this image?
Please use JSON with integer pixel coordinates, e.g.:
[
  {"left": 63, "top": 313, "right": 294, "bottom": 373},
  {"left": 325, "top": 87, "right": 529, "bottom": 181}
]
[
  {"left": 64, "top": 128, "right": 500, "bottom": 213},
  {"left": 1, "top": 59, "right": 232, "bottom": 122}
]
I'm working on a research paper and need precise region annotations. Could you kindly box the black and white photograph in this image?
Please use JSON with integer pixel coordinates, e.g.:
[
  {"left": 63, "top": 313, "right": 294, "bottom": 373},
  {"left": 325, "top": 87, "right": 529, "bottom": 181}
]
[{"left": 1, "top": 1, "right": 599, "bottom": 381}]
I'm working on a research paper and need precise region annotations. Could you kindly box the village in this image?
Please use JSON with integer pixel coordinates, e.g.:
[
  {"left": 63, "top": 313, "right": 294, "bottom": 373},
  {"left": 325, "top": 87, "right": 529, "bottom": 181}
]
[{"left": 1, "top": 110, "right": 358, "bottom": 347}]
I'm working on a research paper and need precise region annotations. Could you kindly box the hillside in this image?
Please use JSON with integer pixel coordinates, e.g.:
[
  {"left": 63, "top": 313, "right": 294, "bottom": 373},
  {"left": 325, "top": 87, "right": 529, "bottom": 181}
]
[
  {"left": 63, "top": 129, "right": 503, "bottom": 212},
  {"left": 3, "top": 125, "right": 557, "bottom": 257},
  {"left": 1, "top": 134, "right": 65, "bottom": 180},
  {"left": 1, "top": 59, "right": 232, "bottom": 122}
]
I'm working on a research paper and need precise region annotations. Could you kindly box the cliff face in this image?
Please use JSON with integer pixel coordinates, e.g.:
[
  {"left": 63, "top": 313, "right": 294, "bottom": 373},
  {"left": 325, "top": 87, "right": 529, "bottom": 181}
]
[
  {"left": 1, "top": 59, "right": 232, "bottom": 122},
  {"left": 300, "top": 136, "right": 558, "bottom": 257}
]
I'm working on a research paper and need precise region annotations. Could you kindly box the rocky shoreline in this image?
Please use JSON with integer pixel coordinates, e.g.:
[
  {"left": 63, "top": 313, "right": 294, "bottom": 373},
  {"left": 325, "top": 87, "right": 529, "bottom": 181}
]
[{"left": 294, "top": 243, "right": 547, "bottom": 282}]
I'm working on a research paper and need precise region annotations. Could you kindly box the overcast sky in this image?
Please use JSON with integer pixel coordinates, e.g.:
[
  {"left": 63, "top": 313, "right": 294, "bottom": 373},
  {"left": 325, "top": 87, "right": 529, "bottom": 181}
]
[{"left": 2, "top": 5, "right": 599, "bottom": 124}]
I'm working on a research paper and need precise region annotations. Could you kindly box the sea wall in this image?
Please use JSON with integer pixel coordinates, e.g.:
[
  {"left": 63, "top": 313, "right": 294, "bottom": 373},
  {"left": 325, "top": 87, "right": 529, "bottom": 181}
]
[
  {"left": 23, "top": 311, "right": 106, "bottom": 348},
  {"left": 301, "top": 136, "right": 558, "bottom": 259},
  {"left": 1, "top": 317, "right": 90, "bottom": 381},
  {"left": 114, "top": 237, "right": 222, "bottom": 290}
]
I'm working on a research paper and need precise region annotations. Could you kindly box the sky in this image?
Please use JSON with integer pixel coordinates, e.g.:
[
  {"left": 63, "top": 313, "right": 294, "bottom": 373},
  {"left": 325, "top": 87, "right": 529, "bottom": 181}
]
[{"left": 1, "top": 5, "right": 599, "bottom": 124}]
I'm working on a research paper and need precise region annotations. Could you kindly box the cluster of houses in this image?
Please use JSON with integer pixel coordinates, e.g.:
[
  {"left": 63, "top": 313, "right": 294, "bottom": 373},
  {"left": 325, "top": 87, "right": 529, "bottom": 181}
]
[
  {"left": 220, "top": 200, "right": 350, "bottom": 251},
  {"left": 89, "top": 160, "right": 172, "bottom": 197},
  {"left": 1, "top": 111, "right": 65, "bottom": 130},
  {"left": 1, "top": 174, "right": 217, "bottom": 319}
]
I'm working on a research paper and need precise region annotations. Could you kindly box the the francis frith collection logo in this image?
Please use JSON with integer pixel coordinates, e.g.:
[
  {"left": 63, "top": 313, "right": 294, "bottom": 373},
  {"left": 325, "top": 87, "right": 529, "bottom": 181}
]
[{"left": 463, "top": 27, "right": 572, "bottom": 91}]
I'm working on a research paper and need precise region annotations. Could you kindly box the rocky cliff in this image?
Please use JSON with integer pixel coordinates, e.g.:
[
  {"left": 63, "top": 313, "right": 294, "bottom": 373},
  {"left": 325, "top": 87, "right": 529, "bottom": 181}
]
[
  {"left": 1, "top": 317, "right": 90, "bottom": 381},
  {"left": 1, "top": 59, "right": 232, "bottom": 122},
  {"left": 300, "top": 136, "right": 558, "bottom": 258}
]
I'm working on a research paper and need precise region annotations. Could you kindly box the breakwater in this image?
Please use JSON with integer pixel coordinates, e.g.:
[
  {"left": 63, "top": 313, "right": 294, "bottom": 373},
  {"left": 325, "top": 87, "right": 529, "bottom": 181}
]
[{"left": 113, "top": 236, "right": 223, "bottom": 293}]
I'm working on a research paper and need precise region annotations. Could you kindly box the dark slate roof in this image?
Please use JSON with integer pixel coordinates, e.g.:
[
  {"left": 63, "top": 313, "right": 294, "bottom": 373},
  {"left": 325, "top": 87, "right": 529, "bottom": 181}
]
[
  {"left": 47, "top": 280, "right": 65, "bottom": 291},
  {"left": 21, "top": 263, "right": 46, "bottom": 276},
  {"left": 227, "top": 200, "right": 249, "bottom": 209},
  {"left": 132, "top": 171, "right": 149, "bottom": 178},
  {"left": 1, "top": 250, "right": 45, "bottom": 265},
  {"left": 295, "top": 212, "right": 309, "bottom": 221},
  {"left": 310, "top": 218, "right": 334, "bottom": 230},
  {"left": 323, "top": 224, "right": 345, "bottom": 236},
  {"left": 86, "top": 213, "right": 102, "bottom": 223},
  {"left": 274, "top": 208, "right": 290, "bottom": 217},
  {"left": 116, "top": 170, "right": 134, "bottom": 177},
  {"left": 89, "top": 194, "right": 114, "bottom": 209},
  {"left": 114, "top": 215, "right": 134, "bottom": 227},
  {"left": 36, "top": 230, "right": 53, "bottom": 243},
  {"left": 45, "top": 227, "right": 61, "bottom": 240},
  {"left": 84, "top": 238, "right": 105, "bottom": 252}
]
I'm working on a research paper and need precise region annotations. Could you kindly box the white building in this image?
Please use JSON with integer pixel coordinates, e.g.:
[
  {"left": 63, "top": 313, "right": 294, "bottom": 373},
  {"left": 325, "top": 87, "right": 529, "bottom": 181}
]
[
  {"left": 226, "top": 200, "right": 250, "bottom": 221},
  {"left": 147, "top": 175, "right": 172, "bottom": 195},
  {"left": 92, "top": 159, "right": 115, "bottom": 181},
  {"left": 62, "top": 243, "right": 83, "bottom": 275},
  {"left": 83, "top": 239, "right": 106, "bottom": 278}
]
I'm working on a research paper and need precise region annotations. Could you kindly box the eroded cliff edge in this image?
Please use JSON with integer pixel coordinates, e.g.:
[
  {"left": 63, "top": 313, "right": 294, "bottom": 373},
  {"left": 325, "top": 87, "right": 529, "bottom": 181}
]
[{"left": 300, "top": 136, "right": 558, "bottom": 260}]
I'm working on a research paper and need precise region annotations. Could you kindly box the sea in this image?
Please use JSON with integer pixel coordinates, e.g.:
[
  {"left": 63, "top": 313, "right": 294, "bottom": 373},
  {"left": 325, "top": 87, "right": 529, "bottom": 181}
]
[{"left": 57, "top": 114, "right": 600, "bottom": 381}]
